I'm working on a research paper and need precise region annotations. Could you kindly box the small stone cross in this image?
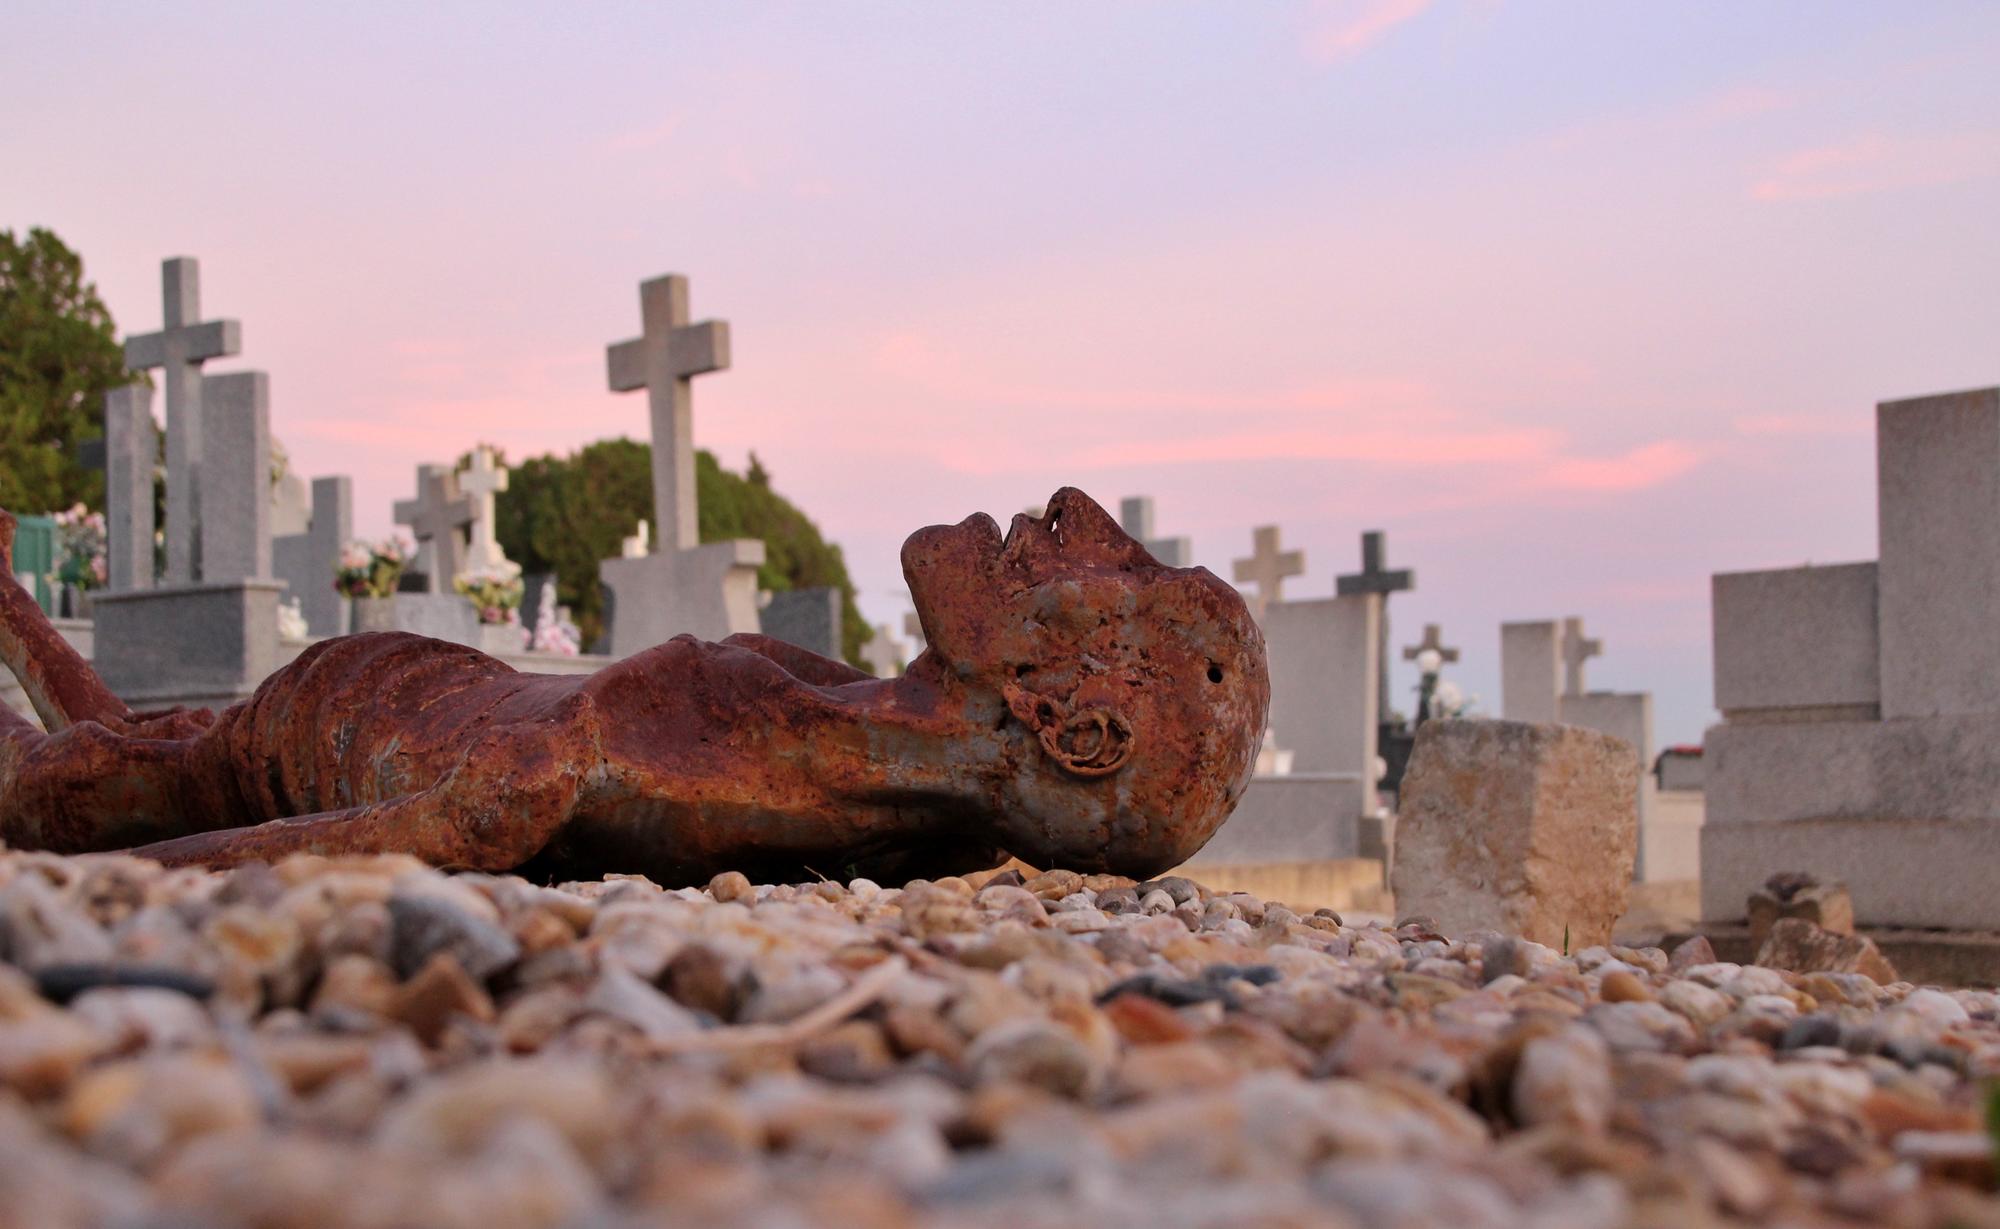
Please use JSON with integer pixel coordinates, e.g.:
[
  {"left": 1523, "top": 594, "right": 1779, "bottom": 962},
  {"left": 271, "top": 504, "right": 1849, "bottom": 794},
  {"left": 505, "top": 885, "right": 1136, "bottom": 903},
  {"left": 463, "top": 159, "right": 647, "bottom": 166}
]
[
  {"left": 1402, "top": 623, "right": 1459, "bottom": 666},
  {"left": 1119, "top": 495, "right": 1192, "bottom": 567},
  {"left": 1561, "top": 615, "right": 1602, "bottom": 696},
  {"left": 606, "top": 274, "right": 730, "bottom": 554},
  {"left": 1231, "top": 525, "right": 1305, "bottom": 619},
  {"left": 456, "top": 445, "right": 511, "bottom": 574},
  {"left": 392, "top": 464, "right": 475, "bottom": 590},
  {"left": 1337, "top": 531, "right": 1416, "bottom": 730},
  {"left": 122, "top": 257, "right": 242, "bottom": 584},
  {"left": 621, "top": 519, "right": 650, "bottom": 559}
]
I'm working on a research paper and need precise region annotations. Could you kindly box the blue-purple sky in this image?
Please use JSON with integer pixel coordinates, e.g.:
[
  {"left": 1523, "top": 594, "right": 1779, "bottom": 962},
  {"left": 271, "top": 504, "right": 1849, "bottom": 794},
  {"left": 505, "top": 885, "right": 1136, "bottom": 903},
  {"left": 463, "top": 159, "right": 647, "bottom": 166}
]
[{"left": 7, "top": 2, "right": 1999, "bottom": 745}]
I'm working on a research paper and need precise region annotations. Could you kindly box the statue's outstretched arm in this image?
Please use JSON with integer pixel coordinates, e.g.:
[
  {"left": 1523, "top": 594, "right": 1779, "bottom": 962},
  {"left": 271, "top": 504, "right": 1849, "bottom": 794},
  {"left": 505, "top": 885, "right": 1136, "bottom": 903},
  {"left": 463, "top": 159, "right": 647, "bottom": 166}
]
[
  {"left": 128, "top": 720, "right": 590, "bottom": 871},
  {"left": 718, "top": 633, "right": 874, "bottom": 687},
  {"left": 0, "top": 510, "right": 147, "bottom": 733}
]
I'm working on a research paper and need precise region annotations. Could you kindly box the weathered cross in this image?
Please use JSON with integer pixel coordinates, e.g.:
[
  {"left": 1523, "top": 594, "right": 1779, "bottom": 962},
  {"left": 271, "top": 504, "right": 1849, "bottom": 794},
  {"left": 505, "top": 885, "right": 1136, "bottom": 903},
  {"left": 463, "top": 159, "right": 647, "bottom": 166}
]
[
  {"left": 606, "top": 274, "right": 730, "bottom": 553},
  {"left": 1561, "top": 615, "right": 1602, "bottom": 696},
  {"left": 1401, "top": 623, "right": 1459, "bottom": 666},
  {"left": 903, "top": 609, "right": 926, "bottom": 653},
  {"left": 1231, "top": 525, "right": 1305, "bottom": 619},
  {"left": 393, "top": 464, "right": 475, "bottom": 591},
  {"left": 122, "top": 257, "right": 241, "bottom": 585},
  {"left": 1337, "top": 530, "right": 1416, "bottom": 728},
  {"left": 456, "top": 445, "right": 512, "bottom": 574}
]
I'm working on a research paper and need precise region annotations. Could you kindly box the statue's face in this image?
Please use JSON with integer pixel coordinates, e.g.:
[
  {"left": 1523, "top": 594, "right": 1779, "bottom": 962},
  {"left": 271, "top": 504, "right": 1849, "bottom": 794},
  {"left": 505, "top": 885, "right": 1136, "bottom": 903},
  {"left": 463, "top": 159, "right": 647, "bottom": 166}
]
[{"left": 902, "top": 489, "right": 1270, "bottom": 875}]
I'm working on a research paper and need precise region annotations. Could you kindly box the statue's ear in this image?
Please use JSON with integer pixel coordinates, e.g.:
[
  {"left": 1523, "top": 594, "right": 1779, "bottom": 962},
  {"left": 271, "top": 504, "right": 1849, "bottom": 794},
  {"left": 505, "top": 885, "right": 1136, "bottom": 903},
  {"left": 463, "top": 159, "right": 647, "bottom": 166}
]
[{"left": 1004, "top": 682, "right": 1134, "bottom": 779}]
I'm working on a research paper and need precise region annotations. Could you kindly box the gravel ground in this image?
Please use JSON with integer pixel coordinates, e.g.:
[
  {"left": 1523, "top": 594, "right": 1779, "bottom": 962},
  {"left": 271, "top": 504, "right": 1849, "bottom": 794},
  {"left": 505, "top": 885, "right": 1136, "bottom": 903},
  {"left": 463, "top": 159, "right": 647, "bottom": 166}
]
[{"left": 0, "top": 848, "right": 1991, "bottom": 1228}]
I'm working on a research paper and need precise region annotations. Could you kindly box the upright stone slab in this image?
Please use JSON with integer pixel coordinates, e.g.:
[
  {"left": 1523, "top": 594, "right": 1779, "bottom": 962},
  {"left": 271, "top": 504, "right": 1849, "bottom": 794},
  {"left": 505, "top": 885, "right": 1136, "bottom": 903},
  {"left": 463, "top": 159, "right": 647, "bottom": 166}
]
[
  {"left": 1500, "top": 621, "right": 1561, "bottom": 723},
  {"left": 121, "top": 257, "right": 241, "bottom": 585},
  {"left": 1391, "top": 719, "right": 1639, "bottom": 948},
  {"left": 598, "top": 272, "right": 764, "bottom": 655},
  {"left": 94, "top": 365, "right": 281, "bottom": 712},
  {"left": 103, "top": 383, "right": 156, "bottom": 592},
  {"left": 272, "top": 476, "right": 353, "bottom": 639},
  {"left": 759, "top": 588, "right": 842, "bottom": 661},
  {"left": 1876, "top": 388, "right": 2000, "bottom": 719},
  {"left": 1119, "top": 496, "right": 1191, "bottom": 567}
]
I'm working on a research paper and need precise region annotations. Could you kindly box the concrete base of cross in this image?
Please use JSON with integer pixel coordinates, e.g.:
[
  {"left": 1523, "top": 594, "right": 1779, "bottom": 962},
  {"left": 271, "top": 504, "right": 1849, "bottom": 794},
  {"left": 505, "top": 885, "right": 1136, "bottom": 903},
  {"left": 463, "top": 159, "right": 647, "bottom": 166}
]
[
  {"left": 93, "top": 581, "right": 284, "bottom": 712},
  {"left": 599, "top": 537, "right": 766, "bottom": 658}
]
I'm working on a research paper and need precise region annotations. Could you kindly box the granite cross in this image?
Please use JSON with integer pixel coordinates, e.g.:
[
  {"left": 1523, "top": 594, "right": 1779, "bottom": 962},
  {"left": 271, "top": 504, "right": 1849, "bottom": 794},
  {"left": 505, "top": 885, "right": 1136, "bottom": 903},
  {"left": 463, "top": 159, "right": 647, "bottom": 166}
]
[
  {"left": 1336, "top": 530, "right": 1415, "bottom": 728},
  {"left": 606, "top": 274, "right": 730, "bottom": 553},
  {"left": 1231, "top": 525, "right": 1305, "bottom": 620},
  {"left": 1561, "top": 615, "right": 1602, "bottom": 697},
  {"left": 456, "top": 445, "right": 512, "bottom": 574},
  {"left": 1401, "top": 623, "right": 1459, "bottom": 666},
  {"left": 392, "top": 464, "right": 474, "bottom": 591},
  {"left": 122, "top": 257, "right": 242, "bottom": 585}
]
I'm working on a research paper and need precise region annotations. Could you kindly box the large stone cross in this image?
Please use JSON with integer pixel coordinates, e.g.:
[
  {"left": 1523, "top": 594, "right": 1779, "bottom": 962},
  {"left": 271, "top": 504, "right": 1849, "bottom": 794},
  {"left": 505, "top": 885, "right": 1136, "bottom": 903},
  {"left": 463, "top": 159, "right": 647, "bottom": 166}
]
[
  {"left": 122, "top": 257, "right": 242, "bottom": 585},
  {"left": 1232, "top": 525, "right": 1305, "bottom": 619},
  {"left": 393, "top": 464, "right": 475, "bottom": 591},
  {"left": 1402, "top": 622, "right": 1459, "bottom": 666},
  {"left": 606, "top": 274, "right": 730, "bottom": 553},
  {"left": 1337, "top": 530, "right": 1415, "bottom": 728},
  {"left": 1561, "top": 615, "right": 1602, "bottom": 696},
  {"left": 456, "top": 445, "right": 512, "bottom": 574}
]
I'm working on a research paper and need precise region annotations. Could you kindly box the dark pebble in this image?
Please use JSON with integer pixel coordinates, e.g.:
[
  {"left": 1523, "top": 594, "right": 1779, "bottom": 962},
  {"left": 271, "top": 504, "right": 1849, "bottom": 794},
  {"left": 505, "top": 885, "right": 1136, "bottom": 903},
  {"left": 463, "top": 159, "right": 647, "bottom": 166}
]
[
  {"left": 34, "top": 963, "right": 216, "bottom": 1004},
  {"left": 1778, "top": 1013, "right": 1844, "bottom": 1051}
]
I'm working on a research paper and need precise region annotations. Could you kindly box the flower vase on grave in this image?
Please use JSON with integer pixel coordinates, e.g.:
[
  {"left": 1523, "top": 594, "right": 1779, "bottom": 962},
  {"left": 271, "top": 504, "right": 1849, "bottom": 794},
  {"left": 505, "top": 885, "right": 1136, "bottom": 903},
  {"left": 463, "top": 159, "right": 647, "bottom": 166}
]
[{"left": 351, "top": 596, "right": 398, "bottom": 634}]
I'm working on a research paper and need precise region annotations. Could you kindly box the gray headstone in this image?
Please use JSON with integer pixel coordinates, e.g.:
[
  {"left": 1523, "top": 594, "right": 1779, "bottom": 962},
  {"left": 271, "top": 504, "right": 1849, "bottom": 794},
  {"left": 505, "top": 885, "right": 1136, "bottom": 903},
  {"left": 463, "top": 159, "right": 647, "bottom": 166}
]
[
  {"left": 860, "top": 622, "right": 905, "bottom": 678},
  {"left": 1561, "top": 615, "right": 1603, "bottom": 697},
  {"left": 273, "top": 476, "right": 353, "bottom": 638},
  {"left": 104, "top": 383, "right": 156, "bottom": 592},
  {"left": 758, "top": 587, "right": 842, "bottom": 660},
  {"left": 196, "top": 371, "right": 271, "bottom": 584},
  {"left": 1118, "top": 495, "right": 1192, "bottom": 568},
  {"left": 121, "top": 257, "right": 241, "bottom": 585}
]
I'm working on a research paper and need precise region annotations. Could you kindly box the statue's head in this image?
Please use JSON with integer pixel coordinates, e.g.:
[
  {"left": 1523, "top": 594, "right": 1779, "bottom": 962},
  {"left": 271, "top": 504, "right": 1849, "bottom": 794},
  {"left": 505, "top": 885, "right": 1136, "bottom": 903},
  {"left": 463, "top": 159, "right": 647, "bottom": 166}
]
[{"left": 903, "top": 488, "right": 1270, "bottom": 876}]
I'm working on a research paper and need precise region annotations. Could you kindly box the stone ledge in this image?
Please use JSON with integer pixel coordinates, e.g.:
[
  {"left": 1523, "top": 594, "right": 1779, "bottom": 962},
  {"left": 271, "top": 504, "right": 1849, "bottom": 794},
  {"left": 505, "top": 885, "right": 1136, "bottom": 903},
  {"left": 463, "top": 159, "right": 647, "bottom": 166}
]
[{"left": 1669, "top": 922, "right": 2000, "bottom": 990}]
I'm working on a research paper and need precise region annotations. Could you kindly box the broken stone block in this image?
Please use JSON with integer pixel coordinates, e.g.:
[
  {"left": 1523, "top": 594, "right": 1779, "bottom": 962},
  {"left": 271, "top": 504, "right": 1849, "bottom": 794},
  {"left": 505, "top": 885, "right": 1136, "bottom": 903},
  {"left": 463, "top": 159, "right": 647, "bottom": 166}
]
[
  {"left": 1754, "top": 916, "right": 1897, "bottom": 985},
  {"left": 1747, "top": 872, "right": 1855, "bottom": 952},
  {"left": 1390, "top": 719, "right": 1639, "bottom": 950}
]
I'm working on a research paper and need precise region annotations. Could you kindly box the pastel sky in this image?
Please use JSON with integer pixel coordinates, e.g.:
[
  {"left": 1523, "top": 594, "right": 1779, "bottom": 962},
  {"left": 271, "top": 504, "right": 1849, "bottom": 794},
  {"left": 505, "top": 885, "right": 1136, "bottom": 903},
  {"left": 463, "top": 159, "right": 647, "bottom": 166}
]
[{"left": 7, "top": 2, "right": 1999, "bottom": 747}]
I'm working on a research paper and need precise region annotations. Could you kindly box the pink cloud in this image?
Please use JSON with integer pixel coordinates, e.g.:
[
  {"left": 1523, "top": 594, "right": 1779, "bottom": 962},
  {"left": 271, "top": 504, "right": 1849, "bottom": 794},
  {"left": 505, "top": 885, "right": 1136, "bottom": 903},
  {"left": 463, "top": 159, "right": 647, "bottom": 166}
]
[
  {"left": 1751, "top": 130, "right": 2000, "bottom": 202},
  {"left": 1536, "top": 440, "right": 1703, "bottom": 493},
  {"left": 1301, "top": 0, "right": 1431, "bottom": 65}
]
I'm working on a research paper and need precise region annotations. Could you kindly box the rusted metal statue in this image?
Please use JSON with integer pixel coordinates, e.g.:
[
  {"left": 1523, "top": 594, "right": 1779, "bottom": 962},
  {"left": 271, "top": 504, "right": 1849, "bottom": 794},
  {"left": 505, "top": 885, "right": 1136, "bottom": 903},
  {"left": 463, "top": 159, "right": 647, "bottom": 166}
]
[{"left": 0, "top": 489, "right": 1268, "bottom": 883}]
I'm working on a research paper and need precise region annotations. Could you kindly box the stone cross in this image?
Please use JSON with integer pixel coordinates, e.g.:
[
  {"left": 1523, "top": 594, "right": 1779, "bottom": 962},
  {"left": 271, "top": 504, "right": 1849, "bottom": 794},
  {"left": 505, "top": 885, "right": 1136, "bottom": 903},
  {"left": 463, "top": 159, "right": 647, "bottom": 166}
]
[
  {"left": 1337, "top": 530, "right": 1415, "bottom": 729},
  {"left": 393, "top": 464, "right": 474, "bottom": 591},
  {"left": 456, "top": 445, "right": 512, "bottom": 574},
  {"left": 606, "top": 274, "right": 730, "bottom": 553},
  {"left": 621, "top": 519, "right": 650, "bottom": 559},
  {"left": 1119, "top": 495, "right": 1191, "bottom": 567},
  {"left": 103, "top": 384, "right": 156, "bottom": 592},
  {"left": 861, "top": 622, "right": 906, "bottom": 678},
  {"left": 1561, "top": 615, "right": 1602, "bottom": 696},
  {"left": 122, "top": 257, "right": 242, "bottom": 585},
  {"left": 1232, "top": 525, "right": 1305, "bottom": 619},
  {"left": 1402, "top": 623, "right": 1459, "bottom": 667}
]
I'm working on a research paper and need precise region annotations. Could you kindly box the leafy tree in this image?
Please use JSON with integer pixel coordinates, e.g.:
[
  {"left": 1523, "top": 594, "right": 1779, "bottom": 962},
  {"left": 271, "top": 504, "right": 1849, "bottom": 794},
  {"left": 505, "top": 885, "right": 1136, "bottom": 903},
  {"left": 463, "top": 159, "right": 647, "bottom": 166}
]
[
  {"left": 495, "top": 440, "right": 869, "bottom": 664},
  {"left": 0, "top": 228, "right": 130, "bottom": 514}
]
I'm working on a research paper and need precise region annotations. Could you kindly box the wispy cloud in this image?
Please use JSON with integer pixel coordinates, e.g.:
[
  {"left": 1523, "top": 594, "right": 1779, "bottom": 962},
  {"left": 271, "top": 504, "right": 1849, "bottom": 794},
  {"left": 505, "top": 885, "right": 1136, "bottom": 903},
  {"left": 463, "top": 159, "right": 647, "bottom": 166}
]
[
  {"left": 1301, "top": 0, "right": 1431, "bottom": 65},
  {"left": 1535, "top": 440, "right": 1703, "bottom": 493},
  {"left": 1751, "top": 129, "right": 2000, "bottom": 202}
]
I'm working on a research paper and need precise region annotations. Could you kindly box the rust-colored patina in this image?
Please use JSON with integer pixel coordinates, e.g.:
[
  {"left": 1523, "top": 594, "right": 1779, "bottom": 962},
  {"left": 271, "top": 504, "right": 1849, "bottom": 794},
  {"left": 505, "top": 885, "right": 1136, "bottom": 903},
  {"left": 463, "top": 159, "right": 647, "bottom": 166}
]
[{"left": 0, "top": 489, "right": 1269, "bottom": 883}]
